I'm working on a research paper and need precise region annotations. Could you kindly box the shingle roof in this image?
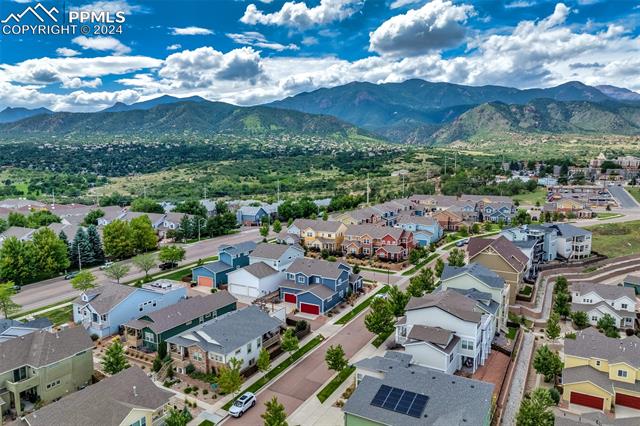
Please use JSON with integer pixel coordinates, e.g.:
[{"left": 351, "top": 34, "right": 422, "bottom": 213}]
[
  {"left": 624, "top": 274, "right": 640, "bottom": 286},
  {"left": 24, "top": 366, "right": 172, "bottom": 426},
  {"left": 0, "top": 226, "right": 35, "bottom": 240},
  {"left": 344, "top": 224, "right": 404, "bottom": 240},
  {"left": 278, "top": 280, "right": 336, "bottom": 299},
  {"left": 565, "top": 328, "right": 640, "bottom": 368},
  {"left": 407, "top": 325, "right": 453, "bottom": 346},
  {"left": 468, "top": 236, "right": 528, "bottom": 272},
  {"left": 285, "top": 257, "right": 348, "bottom": 279},
  {"left": 197, "top": 260, "right": 235, "bottom": 274},
  {"left": 124, "top": 291, "right": 237, "bottom": 334},
  {"left": 291, "top": 218, "right": 344, "bottom": 233},
  {"left": 441, "top": 263, "right": 506, "bottom": 289},
  {"left": 220, "top": 241, "right": 257, "bottom": 255},
  {"left": 405, "top": 290, "right": 483, "bottom": 323},
  {"left": 166, "top": 306, "right": 282, "bottom": 355},
  {"left": 74, "top": 284, "right": 137, "bottom": 315},
  {"left": 572, "top": 281, "right": 636, "bottom": 301},
  {"left": 396, "top": 212, "right": 437, "bottom": 227},
  {"left": 250, "top": 242, "right": 303, "bottom": 260},
  {"left": 0, "top": 327, "right": 93, "bottom": 374},
  {"left": 544, "top": 223, "right": 592, "bottom": 238},
  {"left": 242, "top": 262, "right": 279, "bottom": 278}
]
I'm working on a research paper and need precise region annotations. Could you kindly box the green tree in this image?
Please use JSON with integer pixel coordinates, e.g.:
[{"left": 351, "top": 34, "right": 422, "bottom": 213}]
[
  {"left": 447, "top": 248, "right": 465, "bottom": 267},
  {"left": 83, "top": 209, "right": 105, "bottom": 226},
  {"left": 165, "top": 407, "right": 192, "bottom": 426},
  {"left": 104, "top": 262, "right": 130, "bottom": 284},
  {"left": 325, "top": 344, "right": 348, "bottom": 372},
  {"left": 0, "top": 282, "right": 21, "bottom": 318},
  {"left": 458, "top": 225, "right": 469, "bottom": 237},
  {"left": 262, "top": 396, "right": 288, "bottom": 426},
  {"left": 103, "top": 220, "right": 134, "bottom": 260},
  {"left": 59, "top": 230, "right": 70, "bottom": 253},
  {"left": 130, "top": 215, "right": 158, "bottom": 253},
  {"left": 386, "top": 285, "right": 409, "bottom": 317},
  {"left": 0, "top": 237, "right": 33, "bottom": 285},
  {"left": 553, "top": 291, "right": 571, "bottom": 319},
  {"left": 272, "top": 219, "right": 282, "bottom": 233},
  {"left": 533, "top": 345, "right": 563, "bottom": 383},
  {"left": 471, "top": 223, "right": 480, "bottom": 234},
  {"left": 407, "top": 268, "right": 435, "bottom": 298},
  {"left": 260, "top": 222, "right": 269, "bottom": 238},
  {"left": 365, "top": 297, "right": 395, "bottom": 336},
  {"left": 554, "top": 276, "right": 568, "bottom": 294},
  {"left": 132, "top": 252, "right": 156, "bottom": 277},
  {"left": 71, "top": 270, "right": 97, "bottom": 292},
  {"left": 516, "top": 388, "right": 555, "bottom": 426},
  {"left": 159, "top": 245, "right": 186, "bottom": 264},
  {"left": 71, "top": 228, "right": 95, "bottom": 268},
  {"left": 322, "top": 210, "right": 329, "bottom": 221},
  {"left": 434, "top": 257, "right": 445, "bottom": 277},
  {"left": 281, "top": 328, "right": 299, "bottom": 354},
  {"left": 570, "top": 311, "right": 589, "bottom": 329},
  {"left": 409, "top": 249, "right": 422, "bottom": 265},
  {"left": 131, "top": 197, "right": 164, "bottom": 214},
  {"left": 257, "top": 348, "right": 271, "bottom": 373},
  {"left": 87, "top": 225, "right": 105, "bottom": 265},
  {"left": 8, "top": 212, "right": 28, "bottom": 227},
  {"left": 174, "top": 200, "right": 207, "bottom": 218},
  {"left": 218, "top": 357, "right": 243, "bottom": 397},
  {"left": 597, "top": 314, "right": 618, "bottom": 337},
  {"left": 546, "top": 312, "right": 560, "bottom": 340},
  {"left": 101, "top": 339, "right": 130, "bottom": 375},
  {"left": 31, "top": 227, "right": 70, "bottom": 276}
]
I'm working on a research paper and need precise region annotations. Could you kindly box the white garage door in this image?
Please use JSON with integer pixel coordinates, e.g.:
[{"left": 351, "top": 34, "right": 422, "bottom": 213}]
[{"left": 229, "top": 284, "right": 260, "bottom": 298}]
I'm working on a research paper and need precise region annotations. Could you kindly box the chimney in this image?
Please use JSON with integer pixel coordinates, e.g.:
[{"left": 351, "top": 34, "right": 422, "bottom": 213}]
[{"left": 133, "top": 385, "right": 137, "bottom": 397}]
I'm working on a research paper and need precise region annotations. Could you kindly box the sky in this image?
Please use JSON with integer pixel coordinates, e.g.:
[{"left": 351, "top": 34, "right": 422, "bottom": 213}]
[{"left": 0, "top": 0, "right": 639, "bottom": 111}]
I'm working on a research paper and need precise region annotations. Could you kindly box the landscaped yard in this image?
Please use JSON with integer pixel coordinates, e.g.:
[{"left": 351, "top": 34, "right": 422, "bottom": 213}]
[
  {"left": 335, "top": 286, "right": 389, "bottom": 326},
  {"left": 35, "top": 304, "right": 74, "bottom": 326},
  {"left": 317, "top": 365, "right": 356, "bottom": 402},
  {"left": 587, "top": 220, "right": 640, "bottom": 257}
]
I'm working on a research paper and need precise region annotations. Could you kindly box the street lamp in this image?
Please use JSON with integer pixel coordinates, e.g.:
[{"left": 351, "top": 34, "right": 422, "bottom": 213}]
[{"left": 197, "top": 218, "right": 206, "bottom": 241}]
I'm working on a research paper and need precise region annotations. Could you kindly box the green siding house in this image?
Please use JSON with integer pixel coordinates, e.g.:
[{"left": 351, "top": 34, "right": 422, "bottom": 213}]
[{"left": 124, "top": 291, "right": 237, "bottom": 351}]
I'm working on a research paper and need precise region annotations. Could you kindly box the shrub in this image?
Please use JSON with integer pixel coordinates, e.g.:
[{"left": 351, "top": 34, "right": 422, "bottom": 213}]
[
  {"left": 90, "top": 334, "right": 99, "bottom": 341},
  {"left": 295, "top": 320, "right": 308, "bottom": 332},
  {"left": 184, "top": 387, "right": 192, "bottom": 394},
  {"left": 202, "top": 389, "right": 208, "bottom": 395},
  {"left": 625, "top": 328, "right": 635, "bottom": 336},
  {"left": 549, "top": 388, "right": 561, "bottom": 405},
  {"left": 185, "top": 363, "right": 196, "bottom": 375},
  {"left": 210, "top": 288, "right": 217, "bottom": 293},
  {"left": 565, "top": 332, "right": 576, "bottom": 340}
]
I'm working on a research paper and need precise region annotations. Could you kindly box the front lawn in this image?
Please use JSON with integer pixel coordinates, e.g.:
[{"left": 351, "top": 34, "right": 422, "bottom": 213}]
[
  {"left": 372, "top": 329, "right": 394, "bottom": 348},
  {"left": 335, "top": 286, "right": 389, "bottom": 326},
  {"left": 402, "top": 253, "right": 439, "bottom": 276},
  {"left": 36, "top": 305, "right": 74, "bottom": 326},
  {"left": 317, "top": 365, "right": 356, "bottom": 403}
]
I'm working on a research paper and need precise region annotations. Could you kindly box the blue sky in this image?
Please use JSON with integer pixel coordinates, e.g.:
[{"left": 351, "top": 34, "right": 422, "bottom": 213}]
[{"left": 0, "top": 0, "right": 639, "bottom": 111}]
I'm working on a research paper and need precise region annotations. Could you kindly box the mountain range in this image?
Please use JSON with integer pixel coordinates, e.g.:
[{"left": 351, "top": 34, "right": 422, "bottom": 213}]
[{"left": 2, "top": 80, "right": 640, "bottom": 145}]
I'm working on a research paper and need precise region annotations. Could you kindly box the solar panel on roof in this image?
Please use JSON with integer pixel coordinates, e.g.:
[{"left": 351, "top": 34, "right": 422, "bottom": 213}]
[
  {"left": 371, "top": 384, "right": 391, "bottom": 407},
  {"left": 369, "top": 385, "right": 429, "bottom": 419},
  {"left": 382, "top": 387, "right": 403, "bottom": 410},
  {"left": 407, "top": 394, "right": 429, "bottom": 418}
]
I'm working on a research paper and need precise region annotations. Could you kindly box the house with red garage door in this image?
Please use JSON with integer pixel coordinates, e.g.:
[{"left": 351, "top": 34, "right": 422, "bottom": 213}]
[
  {"left": 191, "top": 241, "right": 256, "bottom": 288},
  {"left": 279, "top": 258, "right": 363, "bottom": 315},
  {"left": 562, "top": 327, "right": 640, "bottom": 413}
]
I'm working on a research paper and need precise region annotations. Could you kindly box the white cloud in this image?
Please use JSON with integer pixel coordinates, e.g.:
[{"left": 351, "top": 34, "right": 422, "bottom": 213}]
[
  {"left": 227, "top": 32, "right": 299, "bottom": 51},
  {"left": 240, "top": 0, "right": 363, "bottom": 30},
  {"left": 505, "top": 1, "right": 536, "bottom": 8},
  {"left": 167, "top": 44, "right": 182, "bottom": 51},
  {"left": 62, "top": 77, "right": 103, "bottom": 89},
  {"left": 389, "top": 0, "right": 422, "bottom": 9},
  {"left": 170, "top": 26, "right": 213, "bottom": 36},
  {"left": 369, "top": 0, "right": 475, "bottom": 56},
  {"left": 72, "top": 36, "right": 131, "bottom": 55},
  {"left": 56, "top": 47, "right": 80, "bottom": 57},
  {"left": 301, "top": 36, "right": 319, "bottom": 46}
]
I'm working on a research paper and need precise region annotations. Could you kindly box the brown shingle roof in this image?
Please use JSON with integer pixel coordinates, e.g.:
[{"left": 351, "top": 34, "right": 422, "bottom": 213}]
[
  {"left": 405, "top": 290, "right": 483, "bottom": 323},
  {"left": 468, "top": 236, "right": 528, "bottom": 272},
  {"left": 250, "top": 242, "right": 303, "bottom": 260},
  {"left": 407, "top": 325, "right": 453, "bottom": 346},
  {"left": 344, "top": 224, "right": 404, "bottom": 240}
]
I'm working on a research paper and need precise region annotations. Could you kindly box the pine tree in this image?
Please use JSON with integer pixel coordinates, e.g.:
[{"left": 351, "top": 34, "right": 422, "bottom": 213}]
[
  {"left": 58, "top": 230, "right": 70, "bottom": 253},
  {"left": 71, "top": 228, "right": 94, "bottom": 268},
  {"left": 87, "top": 225, "right": 105, "bottom": 265},
  {"left": 101, "top": 339, "right": 130, "bottom": 375}
]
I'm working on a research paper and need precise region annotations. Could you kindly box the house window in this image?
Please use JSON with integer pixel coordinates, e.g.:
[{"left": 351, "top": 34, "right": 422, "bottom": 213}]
[
  {"left": 130, "top": 417, "right": 147, "bottom": 426},
  {"left": 461, "top": 340, "right": 474, "bottom": 351},
  {"left": 144, "top": 332, "right": 155, "bottom": 343},
  {"left": 297, "top": 276, "right": 305, "bottom": 283},
  {"left": 595, "top": 360, "right": 601, "bottom": 367},
  {"left": 247, "top": 343, "right": 252, "bottom": 354},
  {"left": 235, "top": 349, "right": 241, "bottom": 355},
  {"left": 618, "top": 370, "right": 628, "bottom": 378},
  {"left": 101, "top": 314, "right": 107, "bottom": 321},
  {"left": 591, "top": 316, "right": 598, "bottom": 322},
  {"left": 621, "top": 303, "right": 628, "bottom": 309},
  {"left": 449, "top": 353, "right": 454, "bottom": 363},
  {"left": 193, "top": 352, "right": 203, "bottom": 362}
]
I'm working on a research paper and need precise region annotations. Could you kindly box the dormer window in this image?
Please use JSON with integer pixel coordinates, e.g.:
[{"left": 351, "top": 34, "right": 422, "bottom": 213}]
[
  {"left": 297, "top": 276, "right": 305, "bottom": 283},
  {"left": 82, "top": 294, "right": 88, "bottom": 302}
]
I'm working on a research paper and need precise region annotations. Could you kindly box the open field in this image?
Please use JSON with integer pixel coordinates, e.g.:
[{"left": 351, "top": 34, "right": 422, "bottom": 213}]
[
  {"left": 627, "top": 187, "right": 640, "bottom": 204},
  {"left": 587, "top": 220, "right": 640, "bottom": 257},
  {"left": 513, "top": 187, "right": 548, "bottom": 206}
]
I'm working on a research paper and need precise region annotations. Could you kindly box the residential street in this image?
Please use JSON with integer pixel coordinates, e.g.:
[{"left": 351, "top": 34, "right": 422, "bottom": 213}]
[{"left": 11, "top": 228, "right": 260, "bottom": 314}]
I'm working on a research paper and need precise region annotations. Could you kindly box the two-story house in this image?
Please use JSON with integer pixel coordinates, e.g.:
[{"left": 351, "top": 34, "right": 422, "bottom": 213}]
[
  {"left": 191, "top": 241, "right": 256, "bottom": 288},
  {"left": 248, "top": 242, "right": 304, "bottom": 272},
  {"left": 235, "top": 205, "right": 269, "bottom": 226},
  {"left": 501, "top": 224, "right": 559, "bottom": 267},
  {"left": 73, "top": 280, "right": 187, "bottom": 338},
  {"left": 166, "top": 306, "right": 283, "bottom": 374},
  {"left": 24, "top": 366, "right": 172, "bottom": 426},
  {"left": 288, "top": 219, "right": 347, "bottom": 252},
  {"left": 342, "top": 224, "right": 414, "bottom": 261},
  {"left": 542, "top": 223, "right": 592, "bottom": 260},
  {"left": 0, "top": 327, "right": 93, "bottom": 420},
  {"left": 562, "top": 328, "right": 640, "bottom": 412},
  {"left": 432, "top": 207, "right": 466, "bottom": 231},
  {"left": 123, "top": 291, "right": 237, "bottom": 352},
  {"left": 394, "top": 213, "right": 443, "bottom": 246},
  {"left": 571, "top": 282, "right": 637, "bottom": 329},
  {"left": 395, "top": 289, "right": 495, "bottom": 374},
  {"left": 440, "top": 263, "right": 508, "bottom": 330},
  {"left": 279, "top": 258, "right": 363, "bottom": 315}
]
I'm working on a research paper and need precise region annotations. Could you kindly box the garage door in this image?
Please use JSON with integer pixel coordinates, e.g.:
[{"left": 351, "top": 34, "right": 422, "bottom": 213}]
[
  {"left": 570, "top": 392, "right": 604, "bottom": 410},
  {"left": 283, "top": 293, "right": 297, "bottom": 303},
  {"left": 229, "top": 284, "right": 249, "bottom": 296},
  {"left": 616, "top": 393, "right": 640, "bottom": 409},
  {"left": 198, "top": 276, "right": 213, "bottom": 287},
  {"left": 300, "top": 303, "right": 320, "bottom": 315}
]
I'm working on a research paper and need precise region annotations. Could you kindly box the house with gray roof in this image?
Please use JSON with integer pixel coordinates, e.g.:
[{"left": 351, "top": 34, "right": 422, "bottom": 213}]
[
  {"left": 73, "top": 280, "right": 187, "bottom": 338},
  {"left": 191, "top": 241, "right": 256, "bottom": 289},
  {"left": 542, "top": 223, "right": 592, "bottom": 260},
  {"left": 166, "top": 306, "right": 283, "bottom": 374},
  {"left": 0, "top": 327, "right": 94, "bottom": 419},
  {"left": 0, "top": 226, "right": 35, "bottom": 244},
  {"left": 249, "top": 242, "right": 304, "bottom": 272},
  {"left": 24, "top": 366, "right": 172, "bottom": 426},
  {"left": 571, "top": 282, "right": 637, "bottom": 329},
  {"left": 344, "top": 351, "right": 494, "bottom": 426},
  {"left": 123, "top": 291, "right": 237, "bottom": 351},
  {"left": 0, "top": 318, "right": 52, "bottom": 343}
]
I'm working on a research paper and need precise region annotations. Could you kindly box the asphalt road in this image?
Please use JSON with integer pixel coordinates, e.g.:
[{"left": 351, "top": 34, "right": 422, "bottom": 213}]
[
  {"left": 608, "top": 185, "right": 639, "bottom": 209},
  {"left": 11, "top": 228, "right": 261, "bottom": 314}
]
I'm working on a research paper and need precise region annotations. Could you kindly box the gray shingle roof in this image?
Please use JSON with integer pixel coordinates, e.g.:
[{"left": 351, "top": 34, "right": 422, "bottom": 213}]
[
  {"left": 166, "top": 306, "right": 282, "bottom": 355},
  {"left": 25, "top": 366, "right": 172, "bottom": 426},
  {"left": 291, "top": 218, "right": 344, "bottom": 233},
  {"left": 278, "top": 280, "right": 336, "bottom": 299},
  {"left": 346, "top": 353, "right": 494, "bottom": 425},
  {"left": 285, "top": 257, "right": 348, "bottom": 279},
  {"left": 344, "top": 224, "right": 404, "bottom": 240},
  {"left": 220, "top": 241, "right": 257, "bottom": 255},
  {"left": 544, "top": 223, "right": 592, "bottom": 238},
  {"left": 441, "top": 263, "right": 506, "bottom": 289},
  {"left": 624, "top": 274, "right": 640, "bottom": 286},
  {"left": 197, "top": 260, "right": 235, "bottom": 274},
  {"left": 396, "top": 212, "right": 437, "bottom": 227},
  {"left": 241, "top": 262, "right": 279, "bottom": 278},
  {"left": 0, "top": 327, "right": 93, "bottom": 374},
  {"left": 565, "top": 328, "right": 640, "bottom": 368},
  {"left": 74, "top": 284, "right": 137, "bottom": 315},
  {"left": 405, "top": 289, "right": 483, "bottom": 323},
  {"left": 250, "top": 242, "right": 303, "bottom": 260},
  {"left": 572, "top": 281, "right": 636, "bottom": 301},
  {"left": 407, "top": 325, "right": 453, "bottom": 346},
  {"left": 124, "top": 291, "right": 237, "bottom": 334}
]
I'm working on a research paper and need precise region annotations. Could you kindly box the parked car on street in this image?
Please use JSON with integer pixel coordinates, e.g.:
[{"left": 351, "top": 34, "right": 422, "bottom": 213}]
[
  {"left": 99, "top": 261, "right": 114, "bottom": 270},
  {"left": 229, "top": 392, "right": 256, "bottom": 418},
  {"left": 64, "top": 271, "right": 80, "bottom": 280},
  {"left": 159, "top": 262, "right": 177, "bottom": 270}
]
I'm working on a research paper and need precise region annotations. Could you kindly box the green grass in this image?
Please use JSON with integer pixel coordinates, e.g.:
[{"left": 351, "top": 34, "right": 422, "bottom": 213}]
[
  {"left": 506, "top": 327, "right": 518, "bottom": 340},
  {"left": 317, "top": 365, "right": 356, "bottom": 403},
  {"left": 372, "top": 329, "right": 394, "bottom": 348},
  {"left": 402, "top": 253, "right": 439, "bottom": 276},
  {"left": 198, "top": 421, "right": 214, "bottom": 426},
  {"left": 513, "top": 187, "right": 548, "bottom": 206},
  {"left": 36, "top": 305, "right": 74, "bottom": 326},
  {"left": 357, "top": 266, "right": 391, "bottom": 273},
  {"left": 335, "top": 286, "right": 389, "bottom": 326},
  {"left": 126, "top": 256, "right": 218, "bottom": 284},
  {"left": 10, "top": 297, "right": 77, "bottom": 319},
  {"left": 222, "top": 335, "right": 325, "bottom": 411},
  {"left": 627, "top": 187, "right": 640, "bottom": 203},
  {"left": 596, "top": 213, "right": 624, "bottom": 220},
  {"left": 587, "top": 220, "right": 640, "bottom": 257}
]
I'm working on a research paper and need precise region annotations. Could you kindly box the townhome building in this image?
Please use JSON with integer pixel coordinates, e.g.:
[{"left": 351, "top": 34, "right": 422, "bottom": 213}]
[
  {"left": 73, "top": 280, "right": 187, "bottom": 338},
  {"left": 571, "top": 282, "right": 637, "bottom": 329},
  {"left": 24, "top": 366, "right": 172, "bottom": 426},
  {"left": 408, "top": 195, "right": 458, "bottom": 212},
  {"left": 394, "top": 212, "right": 443, "bottom": 246},
  {"left": 562, "top": 328, "right": 640, "bottom": 412},
  {"left": 544, "top": 198, "right": 594, "bottom": 219},
  {"left": 166, "top": 306, "right": 283, "bottom": 374},
  {"left": 191, "top": 241, "right": 256, "bottom": 288},
  {"left": 432, "top": 208, "right": 466, "bottom": 231},
  {"left": 395, "top": 289, "right": 495, "bottom": 374},
  {"left": 123, "top": 291, "right": 237, "bottom": 352},
  {"left": 541, "top": 223, "right": 592, "bottom": 260},
  {"left": 344, "top": 351, "right": 494, "bottom": 426},
  {"left": 0, "top": 327, "right": 93, "bottom": 420},
  {"left": 342, "top": 224, "right": 414, "bottom": 261},
  {"left": 287, "top": 218, "right": 347, "bottom": 252},
  {"left": 279, "top": 258, "right": 362, "bottom": 315},
  {"left": 501, "top": 224, "right": 558, "bottom": 263}
]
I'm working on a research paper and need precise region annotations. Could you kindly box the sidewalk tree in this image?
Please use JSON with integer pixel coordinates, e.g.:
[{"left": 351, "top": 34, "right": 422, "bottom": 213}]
[
  {"left": 546, "top": 312, "right": 560, "bottom": 340},
  {"left": 554, "top": 276, "right": 568, "bottom": 294},
  {"left": 257, "top": 348, "right": 271, "bottom": 373},
  {"left": 165, "top": 407, "right": 192, "bottom": 426},
  {"left": 516, "top": 388, "right": 555, "bottom": 426},
  {"left": 0, "top": 237, "right": 33, "bottom": 285},
  {"left": 281, "top": 329, "right": 299, "bottom": 355},
  {"left": 132, "top": 253, "right": 156, "bottom": 277},
  {"left": 31, "top": 227, "right": 70, "bottom": 276},
  {"left": 104, "top": 263, "right": 130, "bottom": 284},
  {"left": 0, "top": 282, "right": 21, "bottom": 318},
  {"left": 386, "top": 285, "right": 409, "bottom": 317},
  {"left": 407, "top": 267, "right": 435, "bottom": 298},
  {"left": 71, "top": 270, "right": 97, "bottom": 292},
  {"left": 533, "top": 345, "right": 563, "bottom": 383},
  {"left": 217, "top": 357, "right": 243, "bottom": 397},
  {"left": 553, "top": 290, "right": 570, "bottom": 319},
  {"left": 434, "top": 258, "right": 445, "bottom": 277},
  {"left": 365, "top": 297, "right": 395, "bottom": 337},
  {"left": 272, "top": 219, "right": 282, "bottom": 233},
  {"left": 159, "top": 245, "right": 186, "bottom": 265},
  {"left": 260, "top": 222, "right": 269, "bottom": 239},
  {"left": 102, "top": 339, "right": 130, "bottom": 375},
  {"left": 447, "top": 248, "right": 465, "bottom": 267},
  {"left": 570, "top": 311, "right": 589, "bottom": 330},
  {"left": 325, "top": 344, "right": 348, "bottom": 372},
  {"left": 87, "top": 225, "right": 105, "bottom": 265},
  {"left": 261, "top": 396, "right": 288, "bottom": 426}
]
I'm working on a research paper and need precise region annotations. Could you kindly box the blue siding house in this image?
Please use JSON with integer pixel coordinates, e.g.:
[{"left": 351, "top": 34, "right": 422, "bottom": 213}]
[
  {"left": 72, "top": 280, "right": 187, "bottom": 338},
  {"left": 395, "top": 213, "right": 443, "bottom": 246},
  {"left": 279, "top": 258, "right": 362, "bottom": 315},
  {"left": 236, "top": 206, "right": 269, "bottom": 226},
  {"left": 192, "top": 241, "right": 256, "bottom": 288}
]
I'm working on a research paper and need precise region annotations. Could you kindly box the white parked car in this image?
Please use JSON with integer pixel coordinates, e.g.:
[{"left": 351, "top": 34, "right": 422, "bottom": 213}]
[
  {"left": 99, "top": 261, "right": 114, "bottom": 270},
  {"left": 229, "top": 392, "right": 256, "bottom": 418}
]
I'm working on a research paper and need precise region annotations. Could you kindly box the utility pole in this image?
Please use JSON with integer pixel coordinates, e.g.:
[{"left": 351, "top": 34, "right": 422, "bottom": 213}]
[
  {"left": 77, "top": 243, "right": 82, "bottom": 271},
  {"left": 366, "top": 173, "right": 370, "bottom": 205}
]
